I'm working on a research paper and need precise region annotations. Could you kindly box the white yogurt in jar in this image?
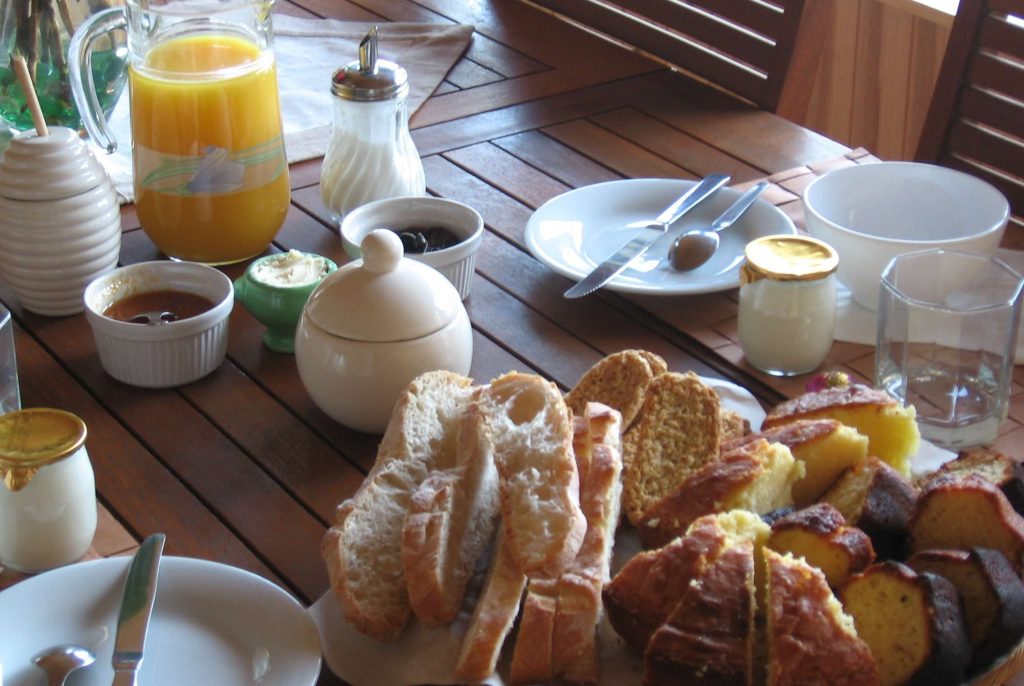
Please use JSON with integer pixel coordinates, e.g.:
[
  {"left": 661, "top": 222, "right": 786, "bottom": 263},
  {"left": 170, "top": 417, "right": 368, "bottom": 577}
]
[
  {"left": 0, "top": 409, "right": 97, "bottom": 572},
  {"left": 251, "top": 250, "right": 330, "bottom": 288}
]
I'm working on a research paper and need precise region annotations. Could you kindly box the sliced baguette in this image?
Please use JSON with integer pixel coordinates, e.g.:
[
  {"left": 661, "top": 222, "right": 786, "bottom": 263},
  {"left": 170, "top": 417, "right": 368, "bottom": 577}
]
[
  {"left": 401, "top": 398, "right": 501, "bottom": 626},
  {"left": 453, "top": 526, "right": 528, "bottom": 682},
  {"left": 321, "top": 370, "right": 475, "bottom": 639},
  {"left": 480, "top": 372, "right": 586, "bottom": 578}
]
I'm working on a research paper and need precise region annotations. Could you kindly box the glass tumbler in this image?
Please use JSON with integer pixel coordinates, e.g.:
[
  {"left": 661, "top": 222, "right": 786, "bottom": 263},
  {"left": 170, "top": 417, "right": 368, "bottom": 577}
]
[
  {"left": 875, "top": 249, "right": 1024, "bottom": 449},
  {"left": 0, "top": 303, "right": 19, "bottom": 414}
]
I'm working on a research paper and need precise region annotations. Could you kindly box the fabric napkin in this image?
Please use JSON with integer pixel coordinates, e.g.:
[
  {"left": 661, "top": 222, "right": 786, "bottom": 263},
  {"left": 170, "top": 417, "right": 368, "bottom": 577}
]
[
  {"left": 96, "top": 15, "right": 474, "bottom": 202},
  {"left": 834, "top": 247, "right": 1024, "bottom": 364}
]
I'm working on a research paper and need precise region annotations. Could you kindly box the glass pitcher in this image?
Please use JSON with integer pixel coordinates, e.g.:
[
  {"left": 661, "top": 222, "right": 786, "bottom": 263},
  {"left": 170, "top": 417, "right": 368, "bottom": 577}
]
[{"left": 69, "top": 0, "right": 290, "bottom": 265}]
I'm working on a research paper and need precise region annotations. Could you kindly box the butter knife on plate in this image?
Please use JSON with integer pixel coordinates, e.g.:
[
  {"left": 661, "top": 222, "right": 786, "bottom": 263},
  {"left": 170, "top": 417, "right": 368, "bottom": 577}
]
[
  {"left": 563, "top": 173, "right": 731, "bottom": 298},
  {"left": 112, "top": 533, "right": 165, "bottom": 686}
]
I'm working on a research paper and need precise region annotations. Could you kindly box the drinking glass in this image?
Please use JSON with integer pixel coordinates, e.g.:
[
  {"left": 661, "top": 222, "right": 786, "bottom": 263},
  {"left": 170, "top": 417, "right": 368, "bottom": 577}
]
[
  {"left": 0, "top": 303, "right": 21, "bottom": 415},
  {"left": 70, "top": 0, "right": 290, "bottom": 265},
  {"left": 875, "top": 249, "right": 1024, "bottom": 449}
]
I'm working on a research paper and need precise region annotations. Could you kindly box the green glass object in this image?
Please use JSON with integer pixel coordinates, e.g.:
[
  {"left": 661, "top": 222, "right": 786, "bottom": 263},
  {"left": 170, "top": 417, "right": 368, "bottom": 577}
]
[{"left": 0, "top": 0, "right": 126, "bottom": 131}]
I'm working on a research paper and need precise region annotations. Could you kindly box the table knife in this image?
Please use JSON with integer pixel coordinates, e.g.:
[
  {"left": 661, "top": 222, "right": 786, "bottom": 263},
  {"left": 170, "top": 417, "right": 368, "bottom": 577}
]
[
  {"left": 112, "top": 533, "right": 165, "bottom": 686},
  {"left": 563, "top": 174, "right": 731, "bottom": 298}
]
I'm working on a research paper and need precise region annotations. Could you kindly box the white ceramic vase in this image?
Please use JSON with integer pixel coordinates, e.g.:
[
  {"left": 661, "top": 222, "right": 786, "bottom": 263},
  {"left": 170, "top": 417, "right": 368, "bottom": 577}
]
[{"left": 0, "top": 126, "right": 121, "bottom": 316}]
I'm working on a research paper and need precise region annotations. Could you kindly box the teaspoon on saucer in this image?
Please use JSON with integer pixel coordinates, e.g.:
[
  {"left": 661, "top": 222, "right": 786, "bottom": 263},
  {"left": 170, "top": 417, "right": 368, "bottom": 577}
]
[
  {"left": 668, "top": 181, "right": 769, "bottom": 271},
  {"left": 32, "top": 644, "right": 96, "bottom": 686}
]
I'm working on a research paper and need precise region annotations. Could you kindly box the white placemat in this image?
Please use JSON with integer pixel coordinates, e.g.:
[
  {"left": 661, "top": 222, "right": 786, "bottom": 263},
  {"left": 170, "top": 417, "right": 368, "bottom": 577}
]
[{"left": 95, "top": 15, "right": 474, "bottom": 202}]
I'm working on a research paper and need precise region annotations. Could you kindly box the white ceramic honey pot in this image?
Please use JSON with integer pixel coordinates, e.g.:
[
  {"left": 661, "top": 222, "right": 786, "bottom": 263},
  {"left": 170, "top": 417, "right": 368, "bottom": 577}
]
[
  {"left": 294, "top": 229, "right": 472, "bottom": 433},
  {"left": 0, "top": 127, "right": 120, "bottom": 316}
]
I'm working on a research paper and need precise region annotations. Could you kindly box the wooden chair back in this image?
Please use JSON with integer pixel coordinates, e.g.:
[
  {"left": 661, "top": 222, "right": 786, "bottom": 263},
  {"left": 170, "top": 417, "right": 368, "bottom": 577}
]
[
  {"left": 916, "top": 0, "right": 1024, "bottom": 234},
  {"left": 527, "top": 0, "right": 830, "bottom": 114}
]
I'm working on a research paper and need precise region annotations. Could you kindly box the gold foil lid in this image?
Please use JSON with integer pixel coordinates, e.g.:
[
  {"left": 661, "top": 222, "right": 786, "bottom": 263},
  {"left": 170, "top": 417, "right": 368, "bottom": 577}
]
[
  {"left": 0, "top": 408, "right": 87, "bottom": 492},
  {"left": 741, "top": 235, "right": 839, "bottom": 285}
]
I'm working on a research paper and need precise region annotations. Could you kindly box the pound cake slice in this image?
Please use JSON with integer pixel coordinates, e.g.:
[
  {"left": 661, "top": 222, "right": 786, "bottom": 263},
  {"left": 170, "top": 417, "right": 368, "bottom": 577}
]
[
  {"left": 920, "top": 446, "right": 1024, "bottom": 516},
  {"left": 906, "top": 547, "right": 1024, "bottom": 673},
  {"left": 839, "top": 561, "right": 970, "bottom": 686},
  {"left": 644, "top": 536, "right": 758, "bottom": 686},
  {"left": 822, "top": 456, "right": 917, "bottom": 560},
  {"left": 762, "top": 384, "right": 919, "bottom": 477},
  {"left": 565, "top": 349, "right": 663, "bottom": 430},
  {"left": 322, "top": 370, "right": 475, "bottom": 639},
  {"left": 765, "top": 549, "right": 879, "bottom": 686},
  {"left": 622, "top": 372, "right": 722, "bottom": 525},
  {"left": 727, "top": 419, "right": 869, "bottom": 506},
  {"left": 767, "top": 503, "right": 875, "bottom": 589},
  {"left": 909, "top": 474, "right": 1024, "bottom": 573},
  {"left": 637, "top": 438, "right": 803, "bottom": 549}
]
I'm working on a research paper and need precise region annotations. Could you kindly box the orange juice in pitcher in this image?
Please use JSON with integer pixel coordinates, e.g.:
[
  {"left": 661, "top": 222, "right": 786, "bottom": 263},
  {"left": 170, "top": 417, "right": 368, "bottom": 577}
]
[{"left": 70, "top": 0, "right": 290, "bottom": 265}]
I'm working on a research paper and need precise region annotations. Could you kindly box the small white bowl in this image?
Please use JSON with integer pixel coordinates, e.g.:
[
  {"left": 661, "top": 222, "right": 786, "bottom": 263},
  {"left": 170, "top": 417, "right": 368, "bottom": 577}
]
[
  {"left": 802, "top": 162, "right": 1009, "bottom": 311},
  {"left": 83, "top": 261, "right": 233, "bottom": 388},
  {"left": 340, "top": 196, "right": 484, "bottom": 300}
]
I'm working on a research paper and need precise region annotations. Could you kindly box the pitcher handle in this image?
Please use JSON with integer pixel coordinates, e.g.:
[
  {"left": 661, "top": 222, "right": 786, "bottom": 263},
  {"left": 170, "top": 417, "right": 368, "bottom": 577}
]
[{"left": 68, "top": 8, "right": 126, "bottom": 154}]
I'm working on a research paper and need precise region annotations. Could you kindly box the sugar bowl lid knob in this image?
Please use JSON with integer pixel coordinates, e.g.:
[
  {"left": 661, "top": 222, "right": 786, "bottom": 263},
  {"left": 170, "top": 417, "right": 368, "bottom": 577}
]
[{"left": 361, "top": 229, "right": 403, "bottom": 274}]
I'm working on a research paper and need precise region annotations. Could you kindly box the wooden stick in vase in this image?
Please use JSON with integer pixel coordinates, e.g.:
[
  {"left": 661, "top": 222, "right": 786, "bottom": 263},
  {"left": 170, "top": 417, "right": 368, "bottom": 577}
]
[{"left": 11, "top": 54, "right": 49, "bottom": 136}]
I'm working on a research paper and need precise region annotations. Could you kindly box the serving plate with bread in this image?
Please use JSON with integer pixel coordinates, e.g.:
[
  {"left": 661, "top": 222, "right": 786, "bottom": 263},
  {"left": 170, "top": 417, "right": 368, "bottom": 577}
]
[{"left": 311, "top": 350, "right": 1024, "bottom": 686}]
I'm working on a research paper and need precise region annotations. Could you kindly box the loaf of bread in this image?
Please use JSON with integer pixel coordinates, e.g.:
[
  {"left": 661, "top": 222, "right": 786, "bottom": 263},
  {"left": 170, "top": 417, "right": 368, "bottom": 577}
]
[
  {"left": 637, "top": 438, "right": 803, "bottom": 549},
  {"left": 767, "top": 503, "right": 874, "bottom": 589},
  {"left": 565, "top": 349, "right": 664, "bottom": 430},
  {"left": 401, "top": 397, "right": 500, "bottom": 626},
  {"left": 322, "top": 370, "right": 476, "bottom": 639},
  {"left": 920, "top": 446, "right": 1024, "bottom": 516},
  {"left": 765, "top": 549, "right": 879, "bottom": 686},
  {"left": 622, "top": 371, "right": 722, "bottom": 525},
  {"left": 906, "top": 547, "right": 1024, "bottom": 673},
  {"left": 910, "top": 473, "right": 1024, "bottom": 573},
  {"left": 839, "top": 561, "right": 970, "bottom": 686},
  {"left": 822, "top": 456, "right": 917, "bottom": 560},
  {"left": 480, "top": 372, "right": 586, "bottom": 578},
  {"left": 727, "top": 419, "right": 868, "bottom": 506},
  {"left": 604, "top": 510, "right": 770, "bottom": 655},
  {"left": 510, "top": 402, "right": 624, "bottom": 685},
  {"left": 644, "top": 535, "right": 757, "bottom": 686},
  {"left": 762, "top": 384, "right": 919, "bottom": 477}
]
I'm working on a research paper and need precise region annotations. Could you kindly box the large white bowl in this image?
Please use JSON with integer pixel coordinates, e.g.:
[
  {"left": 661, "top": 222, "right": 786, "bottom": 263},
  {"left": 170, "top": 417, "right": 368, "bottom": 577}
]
[
  {"left": 340, "top": 196, "right": 483, "bottom": 300},
  {"left": 83, "top": 261, "right": 233, "bottom": 388},
  {"left": 802, "top": 162, "right": 1009, "bottom": 311}
]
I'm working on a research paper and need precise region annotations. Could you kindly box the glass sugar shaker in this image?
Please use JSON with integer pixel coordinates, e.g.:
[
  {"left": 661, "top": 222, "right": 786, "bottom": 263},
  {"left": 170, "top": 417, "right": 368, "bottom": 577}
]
[
  {"left": 320, "top": 26, "right": 426, "bottom": 224},
  {"left": 0, "top": 408, "right": 97, "bottom": 572},
  {"left": 738, "top": 235, "right": 839, "bottom": 377}
]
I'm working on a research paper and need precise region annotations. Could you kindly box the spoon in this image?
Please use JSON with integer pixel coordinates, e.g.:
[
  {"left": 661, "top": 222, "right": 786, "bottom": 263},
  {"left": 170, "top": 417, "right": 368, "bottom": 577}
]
[
  {"left": 31, "top": 644, "right": 97, "bottom": 686},
  {"left": 668, "top": 181, "right": 769, "bottom": 271}
]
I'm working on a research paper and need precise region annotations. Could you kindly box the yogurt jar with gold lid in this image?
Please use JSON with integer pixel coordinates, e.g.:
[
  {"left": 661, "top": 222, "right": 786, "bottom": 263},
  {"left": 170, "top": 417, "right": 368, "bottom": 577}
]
[
  {"left": 738, "top": 235, "right": 839, "bottom": 376},
  {"left": 0, "top": 408, "right": 97, "bottom": 572}
]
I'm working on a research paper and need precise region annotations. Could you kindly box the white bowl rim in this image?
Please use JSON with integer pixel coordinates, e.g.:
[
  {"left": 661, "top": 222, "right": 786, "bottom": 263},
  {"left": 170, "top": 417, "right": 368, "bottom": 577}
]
[
  {"left": 802, "top": 161, "right": 1010, "bottom": 245},
  {"left": 83, "top": 260, "right": 234, "bottom": 340},
  {"left": 340, "top": 196, "right": 484, "bottom": 260}
]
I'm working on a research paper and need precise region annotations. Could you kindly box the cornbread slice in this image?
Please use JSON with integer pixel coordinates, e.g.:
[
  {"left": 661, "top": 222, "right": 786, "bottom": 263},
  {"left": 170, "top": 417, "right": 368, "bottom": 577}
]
[
  {"left": 637, "top": 438, "right": 804, "bottom": 549},
  {"left": 909, "top": 474, "right": 1024, "bottom": 574},
  {"left": 907, "top": 547, "right": 1024, "bottom": 672},
  {"left": 603, "top": 510, "right": 770, "bottom": 654},
  {"left": 839, "top": 561, "right": 970, "bottom": 686},
  {"left": 645, "top": 537, "right": 757, "bottom": 686},
  {"left": 762, "top": 384, "right": 919, "bottom": 477},
  {"left": 565, "top": 349, "right": 661, "bottom": 429},
  {"left": 822, "top": 456, "right": 917, "bottom": 560},
  {"left": 767, "top": 503, "right": 875, "bottom": 589},
  {"left": 920, "top": 446, "right": 1024, "bottom": 516},
  {"left": 728, "top": 419, "right": 869, "bottom": 506},
  {"left": 622, "top": 372, "right": 722, "bottom": 525},
  {"left": 765, "top": 549, "right": 879, "bottom": 686}
]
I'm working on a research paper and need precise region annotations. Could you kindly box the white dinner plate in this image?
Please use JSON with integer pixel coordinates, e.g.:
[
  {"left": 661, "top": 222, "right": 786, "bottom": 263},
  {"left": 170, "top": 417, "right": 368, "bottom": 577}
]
[
  {"left": 526, "top": 178, "right": 796, "bottom": 295},
  {"left": 0, "top": 556, "right": 322, "bottom": 686}
]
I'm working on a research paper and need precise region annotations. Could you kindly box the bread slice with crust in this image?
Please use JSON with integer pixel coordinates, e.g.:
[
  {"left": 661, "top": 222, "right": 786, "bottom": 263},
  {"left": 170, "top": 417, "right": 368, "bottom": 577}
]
[
  {"left": 401, "top": 397, "right": 501, "bottom": 626},
  {"left": 321, "top": 370, "right": 475, "bottom": 640},
  {"left": 565, "top": 350, "right": 662, "bottom": 430},
  {"left": 480, "top": 372, "right": 586, "bottom": 578},
  {"left": 767, "top": 503, "right": 875, "bottom": 589},
  {"left": 920, "top": 446, "right": 1024, "bottom": 516},
  {"left": 622, "top": 371, "right": 722, "bottom": 525}
]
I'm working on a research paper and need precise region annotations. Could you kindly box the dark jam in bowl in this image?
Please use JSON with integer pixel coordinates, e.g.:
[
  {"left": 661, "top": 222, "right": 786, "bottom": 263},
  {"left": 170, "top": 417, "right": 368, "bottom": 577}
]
[
  {"left": 390, "top": 226, "right": 461, "bottom": 254},
  {"left": 103, "top": 289, "right": 217, "bottom": 324}
]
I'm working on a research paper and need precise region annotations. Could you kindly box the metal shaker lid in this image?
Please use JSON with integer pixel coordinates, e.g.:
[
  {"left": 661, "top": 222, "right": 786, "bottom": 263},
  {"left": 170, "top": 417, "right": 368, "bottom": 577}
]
[{"left": 330, "top": 26, "right": 409, "bottom": 101}]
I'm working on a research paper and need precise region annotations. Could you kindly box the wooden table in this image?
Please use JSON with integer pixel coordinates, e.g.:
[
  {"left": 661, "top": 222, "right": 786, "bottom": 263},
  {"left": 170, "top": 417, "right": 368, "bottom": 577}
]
[{"left": 4, "top": 1, "right": 1024, "bottom": 684}]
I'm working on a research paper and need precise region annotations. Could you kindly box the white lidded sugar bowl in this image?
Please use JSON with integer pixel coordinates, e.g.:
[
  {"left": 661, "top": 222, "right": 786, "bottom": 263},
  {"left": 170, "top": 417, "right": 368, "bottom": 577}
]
[
  {"left": 295, "top": 229, "right": 472, "bottom": 433},
  {"left": 0, "top": 126, "right": 121, "bottom": 316}
]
